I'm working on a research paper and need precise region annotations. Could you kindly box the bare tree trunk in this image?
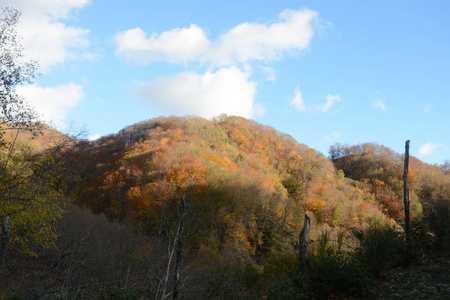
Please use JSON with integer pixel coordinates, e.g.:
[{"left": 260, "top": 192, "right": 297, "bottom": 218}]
[
  {"left": 403, "top": 140, "right": 411, "bottom": 243},
  {"left": 160, "top": 195, "right": 188, "bottom": 300},
  {"left": 0, "top": 215, "right": 11, "bottom": 278},
  {"left": 173, "top": 195, "right": 187, "bottom": 300},
  {"left": 299, "top": 213, "right": 311, "bottom": 290},
  {"left": 161, "top": 236, "right": 176, "bottom": 300}
]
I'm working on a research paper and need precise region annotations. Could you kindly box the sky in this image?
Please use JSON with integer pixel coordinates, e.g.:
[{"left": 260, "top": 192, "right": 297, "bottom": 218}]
[{"left": 3, "top": 0, "right": 450, "bottom": 165}]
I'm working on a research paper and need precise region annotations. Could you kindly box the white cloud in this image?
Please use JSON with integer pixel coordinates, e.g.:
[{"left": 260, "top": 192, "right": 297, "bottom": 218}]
[
  {"left": 114, "top": 9, "right": 318, "bottom": 66},
  {"left": 324, "top": 130, "right": 342, "bottom": 141},
  {"left": 114, "top": 25, "right": 210, "bottom": 65},
  {"left": 373, "top": 99, "right": 386, "bottom": 111},
  {"left": 290, "top": 88, "right": 340, "bottom": 113},
  {"left": 114, "top": 9, "right": 321, "bottom": 119},
  {"left": 419, "top": 142, "right": 442, "bottom": 157},
  {"left": 17, "top": 83, "right": 84, "bottom": 129},
  {"left": 88, "top": 134, "right": 101, "bottom": 141},
  {"left": 211, "top": 9, "right": 317, "bottom": 66},
  {"left": 290, "top": 87, "right": 307, "bottom": 111},
  {"left": 260, "top": 66, "right": 276, "bottom": 82},
  {"left": 4, "top": 0, "right": 91, "bottom": 72},
  {"left": 315, "top": 94, "right": 340, "bottom": 112},
  {"left": 134, "top": 66, "right": 258, "bottom": 119}
]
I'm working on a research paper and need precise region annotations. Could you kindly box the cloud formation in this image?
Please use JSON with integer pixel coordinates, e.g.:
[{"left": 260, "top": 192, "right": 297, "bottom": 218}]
[
  {"left": 315, "top": 94, "right": 340, "bottom": 112},
  {"left": 114, "top": 9, "right": 318, "bottom": 66},
  {"left": 114, "top": 25, "right": 210, "bottom": 65},
  {"left": 373, "top": 99, "right": 386, "bottom": 111},
  {"left": 419, "top": 142, "right": 442, "bottom": 157},
  {"left": 290, "top": 88, "right": 307, "bottom": 111},
  {"left": 116, "top": 9, "right": 319, "bottom": 119},
  {"left": 5, "top": 0, "right": 91, "bottom": 72},
  {"left": 135, "top": 67, "right": 258, "bottom": 119},
  {"left": 372, "top": 90, "right": 387, "bottom": 111},
  {"left": 290, "top": 87, "right": 340, "bottom": 113},
  {"left": 17, "top": 83, "right": 85, "bottom": 129},
  {"left": 324, "top": 130, "right": 342, "bottom": 141}
]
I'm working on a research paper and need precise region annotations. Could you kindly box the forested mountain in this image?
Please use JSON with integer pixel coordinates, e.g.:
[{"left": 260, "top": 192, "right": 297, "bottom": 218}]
[
  {"left": 2, "top": 115, "right": 450, "bottom": 299},
  {"left": 63, "top": 116, "right": 396, "bottom": 242}
]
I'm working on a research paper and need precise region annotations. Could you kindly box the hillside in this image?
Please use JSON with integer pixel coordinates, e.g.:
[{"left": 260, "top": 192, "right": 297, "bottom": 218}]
[
  {"left": 64, "top": 116, "right": 396, "bottom": 241},
  {"left": 2, "top": 115, "right": 449, "bottom": 299},
  {"left": 0, "top": 122, "right": 68, "bottom": 152}
]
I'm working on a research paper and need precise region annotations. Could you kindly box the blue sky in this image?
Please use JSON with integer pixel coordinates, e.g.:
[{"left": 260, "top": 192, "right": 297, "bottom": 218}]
[{"left": 5, "top": 0, "right": 450, "bottom": 165}]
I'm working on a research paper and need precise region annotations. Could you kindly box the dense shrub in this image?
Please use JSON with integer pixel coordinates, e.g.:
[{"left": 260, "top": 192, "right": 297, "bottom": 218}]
[
  {"left": 427, "top": 199, "right": 450, "bottom": 252},
  {"left": 353, "top": 224, "right": 405, "bottom": 276},
  {"left": 309, "top": 254, "right": 372, "bottom": 298}
]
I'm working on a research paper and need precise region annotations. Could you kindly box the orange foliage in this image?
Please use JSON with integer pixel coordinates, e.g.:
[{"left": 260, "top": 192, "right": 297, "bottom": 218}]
[
  {"left": 166, "top": 157, "right": 208, "bottom": 190},
  {"left": 173, "top": 128, "right": 183, "bottom": 139},
  {"left": 311, "top": 184, "right": 330, "bottom": 197},
  {"left": 253, "top": 140, "right": 266, "bottom": 151},
  {"left": 260, "top": 175, "right": 277, "bottom": 193},
  {"left": 226, "top": 125, "right": 249, "bottom": 146}
]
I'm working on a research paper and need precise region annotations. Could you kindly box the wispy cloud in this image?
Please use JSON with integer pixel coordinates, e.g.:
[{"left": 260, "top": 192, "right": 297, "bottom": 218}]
[
  {"left": 290, "top": 88, "right": 307, "bottom": 111},
  {"left": 114, "top": 9, "right": 318, "bottom": 67},
  {"left": 324, "top": 130, "right": 342, "bottom": 141},
  {"left": 134, "top": 67, "right": 258, "bottom": 119},
  {"left": 260, "top": 66, "right": 276, "bottom": 82},
  {"left": 372, "top": 90, "right": 387, "bottom": 111},
  {"left": 373, "top": 99, "right": 386, "bottom": 111},
  {"left": 419, "top": 142, "right": 442, "bottom": 157},
  {"left": 315, "top": 94, "right": 340, "bottom": 112},
  {"left": 290, "top": 87, "right": 340, "bottom": 113}
]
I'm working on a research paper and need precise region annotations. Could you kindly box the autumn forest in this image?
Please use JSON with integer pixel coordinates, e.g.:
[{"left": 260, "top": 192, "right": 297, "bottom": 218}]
[{"left": 1, "top": 115, "right": 449, "bottom": 299}]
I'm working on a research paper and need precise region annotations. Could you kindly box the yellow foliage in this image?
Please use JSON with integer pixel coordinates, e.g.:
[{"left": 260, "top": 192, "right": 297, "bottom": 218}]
[
  {"left": 304, "top": 197, "right": 326, "bottom": 212},
  {"left": 201, "top": 151, "right": 229, "bottom": 168},
  {"left": 160, "top": 137, "right": 170, "bottom": 146}
]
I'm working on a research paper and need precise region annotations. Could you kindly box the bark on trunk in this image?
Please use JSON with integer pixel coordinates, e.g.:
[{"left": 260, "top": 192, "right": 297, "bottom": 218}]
[
  {"left": 299, "top": 213, "right": 311, "bottom": 290},
  {"left": 160, "top": 195, "right": 188, "bottom": 300},
  {"left": 403, "top": 140, "right": 411, "bottom": 243},
  {"left": 173, "top": 195, "right": 187, "bottom": 300},
  {"left": 0, "top": 216, "right": 11, "bottom": 278}
]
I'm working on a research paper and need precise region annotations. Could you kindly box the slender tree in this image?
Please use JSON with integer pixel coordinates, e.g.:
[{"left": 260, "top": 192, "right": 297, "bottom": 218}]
[
  {"left": 403, "top": 140, "right": 411, "bottom": 244},
  {"left": 299, "top": 213, "right": 311, "bottom": 290},
  {"left": 173, "top": 195, "right": 187, "bottom": 300}
]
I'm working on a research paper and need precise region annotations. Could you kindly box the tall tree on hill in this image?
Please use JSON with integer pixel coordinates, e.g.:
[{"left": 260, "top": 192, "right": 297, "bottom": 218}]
[
  {"left": 0, "top": 7, "right": 68, "bottom": 278},
  {"left": 0, "top": 6, "right": 38, "bottom": 277}
]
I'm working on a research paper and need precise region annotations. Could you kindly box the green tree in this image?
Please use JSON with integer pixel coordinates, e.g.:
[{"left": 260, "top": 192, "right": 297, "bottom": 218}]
[{"left": 0, "top": 7, "right": 67, "bottom": 278}]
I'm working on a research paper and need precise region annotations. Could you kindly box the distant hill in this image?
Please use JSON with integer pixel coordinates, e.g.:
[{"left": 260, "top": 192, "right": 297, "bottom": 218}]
[
  {"left": 330, "top": 142, "right": 450, "bottom": 221},
  {"left": 1, "top": 122, "right": 68, "bottom": 152}
]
